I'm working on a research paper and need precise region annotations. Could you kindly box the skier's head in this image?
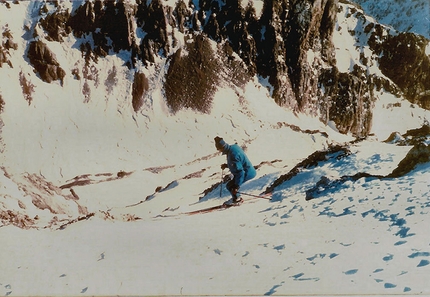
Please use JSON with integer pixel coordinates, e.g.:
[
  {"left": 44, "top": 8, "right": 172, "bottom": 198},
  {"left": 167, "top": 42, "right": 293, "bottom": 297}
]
[{"left": 214, "top": 136, "right": 227, "bottom": 151}]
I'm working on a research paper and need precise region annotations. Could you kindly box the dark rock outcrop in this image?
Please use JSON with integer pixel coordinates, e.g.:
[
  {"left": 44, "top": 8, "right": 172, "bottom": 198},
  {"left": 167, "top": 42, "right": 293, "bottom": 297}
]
[
  {"left": 132, "top": 71, "right": 149, "bottom": 112},
  {"left": 300, "top": 124, "right": 430, "bottom": 200},
  {"left": 388, "top": 143, "right": 430, "bottom": 178},
  {"left": 164, "top": 34, "right": 219, "bottom": 114},
  {"left": 136, "top": 0, "right": 169, "bottom": 64},
  {"left": 39, "top": 5, "right": 71, "bottom": 42},
  {"left": 385, "top": 124, "right": 430, "bottom": 146},
  {"left": 319, "top": 67, "right": 374, "bottom": 136},
  {"left": 67, "top": 1, "right": 137, "bottom": 57},
  {"left": 372, "top": 33, "right": 430, "bottom": 109},
  {"left": 25, "top": 0, "right": 430, "bottom": 136},
  {"left": 0, "top": 94, "right": 4, "bottom": 114},
  {"left": 27, "top": 40, "right": 65, "bottom": 84},
  {"left": 265, "top": 144, "right": 351, "bottom": 194},
  {"left": 1, "top": 26, "right": 18, "bottom": 68}
]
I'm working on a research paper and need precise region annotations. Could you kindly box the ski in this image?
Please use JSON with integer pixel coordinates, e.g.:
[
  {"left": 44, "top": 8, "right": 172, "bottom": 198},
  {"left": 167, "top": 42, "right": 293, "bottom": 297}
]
[{"left": 186, "top": 199, "right": 243, "bottom": 215}]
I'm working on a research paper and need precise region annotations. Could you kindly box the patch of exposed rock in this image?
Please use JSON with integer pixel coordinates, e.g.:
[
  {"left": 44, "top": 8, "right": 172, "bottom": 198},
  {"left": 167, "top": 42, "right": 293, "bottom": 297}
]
[
  {"left": 0, "top": 26, "right": 18, "bottom": 68},
  {"left": 27, "top": 40, "right": 65, "bottom": 84},
  {"left": 132, "top": 71, "right": 149, "bottom": 112},
  {"left": 369, "top": 32, "right": 430, "bottom": 109}
]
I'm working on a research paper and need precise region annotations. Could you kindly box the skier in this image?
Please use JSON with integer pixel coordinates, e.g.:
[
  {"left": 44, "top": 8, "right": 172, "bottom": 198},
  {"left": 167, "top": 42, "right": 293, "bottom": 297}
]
[{"left": 214, "top": 136, "right": 256, "bottom": 205}]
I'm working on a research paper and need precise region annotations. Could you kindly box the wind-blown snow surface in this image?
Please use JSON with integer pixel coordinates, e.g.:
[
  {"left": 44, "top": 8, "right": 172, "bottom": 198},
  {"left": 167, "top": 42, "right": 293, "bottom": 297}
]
[{"left": 1, "top": 1, "right": 430, "bottom": 296}]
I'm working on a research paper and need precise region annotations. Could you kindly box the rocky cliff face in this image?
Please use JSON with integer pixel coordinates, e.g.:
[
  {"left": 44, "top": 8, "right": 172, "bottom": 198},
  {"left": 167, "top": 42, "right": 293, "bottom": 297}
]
[
  {"left": 4, "top": 0, "right": 430, "bottom": 137},
  {"left": 370, "top": 32, "right": 430, "bottom": 109}
]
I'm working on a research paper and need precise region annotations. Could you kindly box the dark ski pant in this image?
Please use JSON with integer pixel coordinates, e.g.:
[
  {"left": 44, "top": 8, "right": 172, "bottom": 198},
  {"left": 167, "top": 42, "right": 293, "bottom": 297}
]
[
  {"left": 226, "top": 173, "right": 255, "bottom": 199},
  {"left": 226, "top": 180, "right": 238, "bottom": 200}
]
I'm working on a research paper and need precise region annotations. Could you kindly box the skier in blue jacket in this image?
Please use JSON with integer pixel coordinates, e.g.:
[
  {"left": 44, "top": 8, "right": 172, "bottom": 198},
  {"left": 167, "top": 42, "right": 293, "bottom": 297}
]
[{"left": 214, "top": 136, "right": 256, "bottom": 204}]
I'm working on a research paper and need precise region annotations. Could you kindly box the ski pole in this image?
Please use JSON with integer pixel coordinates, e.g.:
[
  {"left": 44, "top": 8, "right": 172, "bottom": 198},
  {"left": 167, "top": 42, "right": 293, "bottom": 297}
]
[
  {"left": 220, "top": 168, "right": 223, "bottom": 197},
  {"left": 238, "top": 191, "right": 272, "bottom": 200}
]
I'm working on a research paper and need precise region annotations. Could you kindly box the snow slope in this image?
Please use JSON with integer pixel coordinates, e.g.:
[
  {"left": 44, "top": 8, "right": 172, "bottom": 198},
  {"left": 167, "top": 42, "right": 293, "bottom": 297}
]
[
  {"left": 353, "top": 0, "right": 430, "bottom": 39},
  {"left": 1, "top": 133, "right": 430, "bottom": 296},
  {"left": 0, "top": 1, "right": 429, "bottom": 296}
]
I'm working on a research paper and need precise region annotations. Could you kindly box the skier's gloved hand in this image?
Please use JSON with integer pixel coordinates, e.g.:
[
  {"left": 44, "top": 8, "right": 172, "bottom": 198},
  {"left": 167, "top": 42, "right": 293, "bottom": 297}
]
[
  {"left": 221, "top": 163, "right": 228, "bottom": 170},
  {"left": 223, "top": 174, "right": 233, "bottom": 183}
]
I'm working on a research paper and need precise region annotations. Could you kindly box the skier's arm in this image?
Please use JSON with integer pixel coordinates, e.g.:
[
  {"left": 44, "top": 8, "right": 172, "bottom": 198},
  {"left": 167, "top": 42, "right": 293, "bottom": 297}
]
[{"left": 230, "top": 156, "right": 245, "bottom": 187}]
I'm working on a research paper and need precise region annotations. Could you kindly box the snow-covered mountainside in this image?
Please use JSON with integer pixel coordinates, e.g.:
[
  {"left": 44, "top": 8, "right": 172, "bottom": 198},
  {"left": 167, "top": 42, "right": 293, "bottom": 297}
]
[
  {"left": 353, "top": 0, "right": 430, "bottom": 39},
  {"left": 0, "top": 0, "right": 429, "bottom": 296}
]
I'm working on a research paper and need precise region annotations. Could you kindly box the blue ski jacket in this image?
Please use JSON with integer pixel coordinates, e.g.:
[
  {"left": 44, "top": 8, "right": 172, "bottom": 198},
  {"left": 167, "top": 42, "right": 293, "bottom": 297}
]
[{"left": 222, "top": 143, "right": 256, "bottom": 187}]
